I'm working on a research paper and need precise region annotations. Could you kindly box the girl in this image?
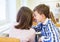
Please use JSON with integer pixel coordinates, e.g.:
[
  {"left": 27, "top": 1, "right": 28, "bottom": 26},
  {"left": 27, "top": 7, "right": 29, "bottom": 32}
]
[{"left": 9, "top": 7, "right": 35, "bottom": 42}]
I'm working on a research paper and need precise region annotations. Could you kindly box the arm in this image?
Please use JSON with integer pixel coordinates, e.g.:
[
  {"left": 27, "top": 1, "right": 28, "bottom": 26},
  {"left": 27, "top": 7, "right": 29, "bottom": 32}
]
[
  {"left": 39, "top": 24, "right": 53, "bottom": 42},
  {"left": 28, "top": 28, "right": 36, "bottom": 42},
  {"left": 32, "top": 23, "right": 42, "bottom": 32},
  {"left": 40, "top": 23, "right": 59, "bottom": 42}
]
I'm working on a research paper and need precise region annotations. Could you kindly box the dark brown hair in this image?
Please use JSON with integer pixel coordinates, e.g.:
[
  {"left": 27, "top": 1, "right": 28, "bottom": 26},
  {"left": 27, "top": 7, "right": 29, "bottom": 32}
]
[
  {"left": 15, "top": 6, "right": 33, "bottom": 29},
  {"left": 33, "top": 4, "right": 50, "bottom": 18}
]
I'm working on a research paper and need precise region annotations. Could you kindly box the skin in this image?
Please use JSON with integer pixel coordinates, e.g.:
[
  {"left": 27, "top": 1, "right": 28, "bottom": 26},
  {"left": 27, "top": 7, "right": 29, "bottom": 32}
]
[{"left": 33, "top": 11, "right": 46, "bottom": 23}]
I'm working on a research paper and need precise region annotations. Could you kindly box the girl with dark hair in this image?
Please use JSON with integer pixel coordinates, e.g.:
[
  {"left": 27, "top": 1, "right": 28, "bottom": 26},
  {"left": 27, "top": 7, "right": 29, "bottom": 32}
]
[{"left": 9, "top": 7, "right": 35, "bottom": 42}]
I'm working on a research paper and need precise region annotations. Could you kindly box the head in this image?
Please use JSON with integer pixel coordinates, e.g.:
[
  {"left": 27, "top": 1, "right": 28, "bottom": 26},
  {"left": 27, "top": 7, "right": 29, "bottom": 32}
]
[
  {"left": 33, "top": 4, "right": 50, "bottom": 23},
  {"left": 15, "top": 6, "right": 33, "bottom": 29}
]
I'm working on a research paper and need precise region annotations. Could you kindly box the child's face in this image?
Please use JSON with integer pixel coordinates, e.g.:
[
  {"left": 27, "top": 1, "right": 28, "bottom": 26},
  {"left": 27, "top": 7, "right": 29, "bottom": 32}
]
[{"left": 33, "top": 11, "right": 43, "bottom": 22}]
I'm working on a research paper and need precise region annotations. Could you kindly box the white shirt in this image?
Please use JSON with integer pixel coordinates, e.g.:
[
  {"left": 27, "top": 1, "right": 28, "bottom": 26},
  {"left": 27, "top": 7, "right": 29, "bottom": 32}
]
[{"left": 9, "top": 23, "right": 35, "bottom": 42}]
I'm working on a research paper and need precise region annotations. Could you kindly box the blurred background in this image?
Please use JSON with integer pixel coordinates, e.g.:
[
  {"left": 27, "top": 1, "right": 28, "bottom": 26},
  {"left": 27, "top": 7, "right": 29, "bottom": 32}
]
[{"left": 0, "top": 0, "right": 60, "bottom": 38}]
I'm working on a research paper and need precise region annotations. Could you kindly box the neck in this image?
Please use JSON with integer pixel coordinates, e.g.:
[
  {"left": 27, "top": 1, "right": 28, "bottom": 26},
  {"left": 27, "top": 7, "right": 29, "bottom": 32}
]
[{"left": 41, "top": 18, "right": 46, "bottom": 23}]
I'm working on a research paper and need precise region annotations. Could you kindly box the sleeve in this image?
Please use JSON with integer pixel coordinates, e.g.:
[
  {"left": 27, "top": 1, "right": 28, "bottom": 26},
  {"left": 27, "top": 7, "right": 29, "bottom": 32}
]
[
  {"left": 52, "top": 23, "right": 59, "bottom": 41},
  {"left": 41, "top": 23, "right": 59, "bottom": 42},
  {"left": 32, "top": 23, "right": 42, "bottom": 32},
  {"left": 40, "top": 24, "right": 53, "bottom": 42},
  {"left": 29, "top": 28, "right": 36, "bottom": 42},
  {"left": 53, "top": 24, "right": 60, "bottom": 37}
]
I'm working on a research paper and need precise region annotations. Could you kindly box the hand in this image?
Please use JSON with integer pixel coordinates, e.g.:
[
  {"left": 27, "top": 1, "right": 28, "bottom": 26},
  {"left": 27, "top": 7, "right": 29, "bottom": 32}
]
[{"left": 38, "top": 38, "right": 42, "bottom": 42}]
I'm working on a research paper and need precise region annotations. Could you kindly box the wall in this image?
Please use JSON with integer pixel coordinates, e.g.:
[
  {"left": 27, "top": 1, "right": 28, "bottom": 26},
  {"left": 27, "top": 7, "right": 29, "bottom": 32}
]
[
  {"left": 6, "top": 0, "right": 16, "bottom": 22},
  {"left": 27, "top": 0, "right": 60, "bottom": 23}
]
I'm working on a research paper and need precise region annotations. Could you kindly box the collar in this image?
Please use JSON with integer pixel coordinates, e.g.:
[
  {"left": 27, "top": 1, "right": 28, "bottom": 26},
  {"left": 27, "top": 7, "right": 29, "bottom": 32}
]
[{"left": 42, "top": 18, "right": 49, "bottom": 25}]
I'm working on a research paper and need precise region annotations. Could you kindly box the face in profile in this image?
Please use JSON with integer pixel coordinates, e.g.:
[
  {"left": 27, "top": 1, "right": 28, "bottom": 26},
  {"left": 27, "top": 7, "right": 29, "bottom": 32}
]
[{"left": 33, "top": 11, "right": 43, "bottom": 22}]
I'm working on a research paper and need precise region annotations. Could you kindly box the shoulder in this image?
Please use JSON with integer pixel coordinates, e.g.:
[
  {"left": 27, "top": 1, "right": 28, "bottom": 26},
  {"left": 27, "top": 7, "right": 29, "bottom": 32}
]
[
  {"left": 9, "top": 22, "right": 20, "bottom": 34},
  {"left": 30, "top": 28, "right": 35, "bottom": 31},
  {"left": 10, "top": 22, "right": 19, "bottom": 29},
  {"left": 30, "top": 28, "right": 36, "bottom": 34}
]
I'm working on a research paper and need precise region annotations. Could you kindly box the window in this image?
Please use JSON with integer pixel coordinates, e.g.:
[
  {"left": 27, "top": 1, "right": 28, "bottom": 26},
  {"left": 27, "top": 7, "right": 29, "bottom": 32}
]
[
  {"left": 0, "top": 0, "right": 6, "bottom": 21},
  {"left": 0, "top": 0, "right": 7, "bottom": 26},
  {"left": 0, "top": 0, "right": 16, "bottom": 34}
]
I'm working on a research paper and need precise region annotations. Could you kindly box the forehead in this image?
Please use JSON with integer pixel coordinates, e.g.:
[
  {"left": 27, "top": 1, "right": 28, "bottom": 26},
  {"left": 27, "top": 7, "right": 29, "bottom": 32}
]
[
  {"left": 33, "top": 11, "right": 38, "bottom": 14},
  {"left": 33, "top": 11, "right": 40, "bottom": 15}
]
